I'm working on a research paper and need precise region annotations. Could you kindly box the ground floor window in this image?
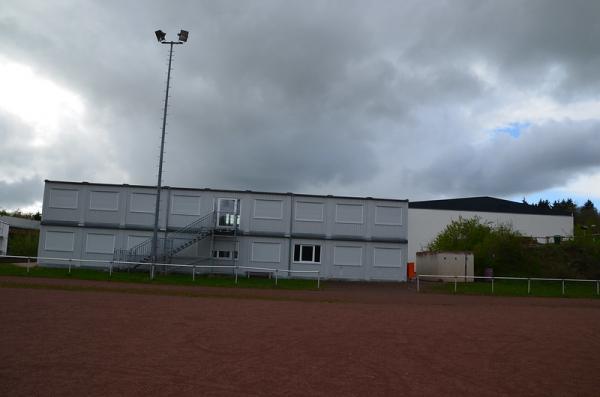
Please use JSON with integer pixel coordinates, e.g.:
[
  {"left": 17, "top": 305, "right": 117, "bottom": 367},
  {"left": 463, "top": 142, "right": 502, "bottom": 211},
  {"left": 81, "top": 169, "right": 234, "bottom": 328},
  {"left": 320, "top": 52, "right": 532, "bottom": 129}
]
[
  {"left": 212, "top": 250, "right": 238, "bottom": 260},
  {"left": 293, "top": 244, "right": 321, "bottom": 263}
]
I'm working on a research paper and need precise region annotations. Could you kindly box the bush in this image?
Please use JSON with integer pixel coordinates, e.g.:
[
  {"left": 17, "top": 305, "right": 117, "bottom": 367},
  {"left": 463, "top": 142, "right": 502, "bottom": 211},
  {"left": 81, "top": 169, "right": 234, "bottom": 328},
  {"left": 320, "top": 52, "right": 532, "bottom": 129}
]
[{"left": 7, "top": 228, "right": 39, "bottom": 257}]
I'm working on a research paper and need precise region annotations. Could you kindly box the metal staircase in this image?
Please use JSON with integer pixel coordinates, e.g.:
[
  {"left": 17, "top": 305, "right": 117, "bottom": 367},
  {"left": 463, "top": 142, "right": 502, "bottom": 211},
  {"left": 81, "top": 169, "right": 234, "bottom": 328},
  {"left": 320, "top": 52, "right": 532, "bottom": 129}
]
[{"left": 114, "top": 210, "right": 223, "bottom": 266}]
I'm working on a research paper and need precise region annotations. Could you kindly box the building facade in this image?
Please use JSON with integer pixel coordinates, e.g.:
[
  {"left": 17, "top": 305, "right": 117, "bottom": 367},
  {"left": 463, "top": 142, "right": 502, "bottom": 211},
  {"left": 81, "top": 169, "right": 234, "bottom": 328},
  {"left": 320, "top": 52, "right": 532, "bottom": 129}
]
[
  {"left": 38, "top": 181, "right": 409, "bottom": 281},
  {"left": 408, "top": 197, "right": 574, "bottom": 264}
]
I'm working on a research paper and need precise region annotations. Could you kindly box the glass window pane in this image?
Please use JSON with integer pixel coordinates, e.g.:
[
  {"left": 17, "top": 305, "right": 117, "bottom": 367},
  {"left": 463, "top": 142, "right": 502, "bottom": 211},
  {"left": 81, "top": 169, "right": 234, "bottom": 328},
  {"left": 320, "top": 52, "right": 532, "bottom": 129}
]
[
  {"left": 301, "top": 245, "right": 313, "bottom": 262},
  {"left": 294, "top": 245, "right": 300, "bottom": 262}
]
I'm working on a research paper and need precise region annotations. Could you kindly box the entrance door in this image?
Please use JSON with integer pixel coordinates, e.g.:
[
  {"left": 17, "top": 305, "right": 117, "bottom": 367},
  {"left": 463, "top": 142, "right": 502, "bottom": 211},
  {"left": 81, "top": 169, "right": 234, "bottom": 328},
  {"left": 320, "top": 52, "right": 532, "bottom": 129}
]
[{"left": 217, "top": 198, "right": 239, "bottom": 228}]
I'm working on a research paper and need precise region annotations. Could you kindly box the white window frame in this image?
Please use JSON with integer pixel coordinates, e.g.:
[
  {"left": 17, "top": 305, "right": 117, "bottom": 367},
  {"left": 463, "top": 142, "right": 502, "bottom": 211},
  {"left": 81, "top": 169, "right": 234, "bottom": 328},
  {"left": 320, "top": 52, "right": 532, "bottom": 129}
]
[
  {"left": 129, "top": 192, "right": 156, "bottom": 214},
  {"left": 374, "top": 205, "right": 403, "bottom": 226},
  {"left": 49, "top": 188, "right": 79, "bottom": 209},
  {"left": 293, "top": 244, "right": 322, "bottom": 264},
  {"left": 89, "top": 190, "right": 119, "bottom": 211},
  {"left": 294, "top": 201, "right": 324, "bottom": 222},
  {"left": 333, "top": 245, "right": 363, "bottom": 267},
  {"left": 253, "top": 199, "right": 283, "bottom": 220},
  {"left": 212, "top": 250, "right": 239, "bottom": 260},
  {"left": 335, "top": 203, "right": 364, "bottom": 224}
]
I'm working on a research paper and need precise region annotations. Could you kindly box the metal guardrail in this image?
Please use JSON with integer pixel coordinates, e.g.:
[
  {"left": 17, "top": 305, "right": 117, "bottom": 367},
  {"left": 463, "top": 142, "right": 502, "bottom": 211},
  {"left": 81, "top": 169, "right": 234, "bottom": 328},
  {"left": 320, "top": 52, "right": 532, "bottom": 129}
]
[
  {"left": 0, "top": 254, "right": 320, "bottom": 288},
  {"left": 416, "top": 274, "right": 600, "bottom": 296}
]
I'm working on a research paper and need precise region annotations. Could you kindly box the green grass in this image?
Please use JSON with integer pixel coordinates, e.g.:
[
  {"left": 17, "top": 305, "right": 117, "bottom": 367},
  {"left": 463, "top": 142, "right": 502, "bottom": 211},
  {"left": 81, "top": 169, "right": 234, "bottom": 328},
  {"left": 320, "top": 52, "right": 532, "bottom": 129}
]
[
  {"left": 0, "top": 263, "right": 318, "bottom": 290},
  {"left": 426, "top": 279, "right": 600, "bottom": 299}
]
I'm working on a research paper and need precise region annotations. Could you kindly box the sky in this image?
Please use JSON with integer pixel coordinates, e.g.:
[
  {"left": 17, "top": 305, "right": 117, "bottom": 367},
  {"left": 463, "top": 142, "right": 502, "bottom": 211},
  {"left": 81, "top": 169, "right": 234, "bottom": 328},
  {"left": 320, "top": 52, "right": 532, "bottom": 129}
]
[{"left": 1, "top": 0, "right": 600, "bottom": 212}]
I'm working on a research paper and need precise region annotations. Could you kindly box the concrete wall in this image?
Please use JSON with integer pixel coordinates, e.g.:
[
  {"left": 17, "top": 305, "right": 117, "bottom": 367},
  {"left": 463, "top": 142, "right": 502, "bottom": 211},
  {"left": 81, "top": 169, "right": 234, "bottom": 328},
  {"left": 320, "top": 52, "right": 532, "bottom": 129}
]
[
  {"left": 408, "top": 208, "right": 574, "bottom": 263},
  {"left": 39, "top": 181, "right": 408, "bottom": 281},
  {"left": 416, "top": 251, "right": 474, "bottom": 282},
  {"left": 0, "top": 221, "right": 8, "bottom": 255}
]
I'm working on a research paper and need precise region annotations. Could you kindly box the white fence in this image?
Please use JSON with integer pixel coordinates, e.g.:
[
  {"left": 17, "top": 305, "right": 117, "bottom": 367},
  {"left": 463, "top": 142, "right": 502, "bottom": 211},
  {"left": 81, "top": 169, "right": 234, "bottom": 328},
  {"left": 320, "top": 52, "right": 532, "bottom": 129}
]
[
  {"left": 0, "top": 255, "right": 321, "bottom": 288},
  {"left": 416, "top": 274, "right": 600, "bottom": 296}
]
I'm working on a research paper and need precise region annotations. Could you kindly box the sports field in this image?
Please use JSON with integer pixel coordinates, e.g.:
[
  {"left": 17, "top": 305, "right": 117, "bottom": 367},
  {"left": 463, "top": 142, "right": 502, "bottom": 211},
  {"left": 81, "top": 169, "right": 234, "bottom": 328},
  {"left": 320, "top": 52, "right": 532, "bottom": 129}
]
[{"left": 1, "top": 276, "right": 599, "bottom": 396}]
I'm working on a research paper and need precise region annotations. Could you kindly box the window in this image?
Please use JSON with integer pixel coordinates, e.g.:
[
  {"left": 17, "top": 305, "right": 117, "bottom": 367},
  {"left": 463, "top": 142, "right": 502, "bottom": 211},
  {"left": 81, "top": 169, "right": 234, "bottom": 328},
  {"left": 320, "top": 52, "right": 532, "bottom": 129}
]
[
  {"left": 49, "top": 188, "right": 78, "bottom": 209},
  {"left": 130, "top": 193, "right": 156, "bottom": 213},
  {"left": 212, "top": 250, "right": 239, "bottom": 260},
  {"left": 293, "top": 244, "right": 321, "bottom": 263},
  {"left": 90, "top": 191, "right": 119, "bottom": 211}
]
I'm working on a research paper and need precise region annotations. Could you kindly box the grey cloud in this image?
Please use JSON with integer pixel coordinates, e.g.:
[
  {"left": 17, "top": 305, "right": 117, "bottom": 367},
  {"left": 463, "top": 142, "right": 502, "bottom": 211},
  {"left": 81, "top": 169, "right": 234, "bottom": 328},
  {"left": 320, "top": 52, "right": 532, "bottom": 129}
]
[{"left": 1, "top": 0, "right": 600, "bottom": 210}]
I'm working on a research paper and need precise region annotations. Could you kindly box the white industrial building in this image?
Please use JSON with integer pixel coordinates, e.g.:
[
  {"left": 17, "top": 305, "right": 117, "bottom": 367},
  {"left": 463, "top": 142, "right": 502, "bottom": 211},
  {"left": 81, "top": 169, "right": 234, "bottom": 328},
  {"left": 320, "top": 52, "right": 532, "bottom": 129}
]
[
  {"left": 38, "top": 180, "right": 409, "bottom": 281},
  {"left": 408, "top": 197, "right": 574, "bottom": 264}
]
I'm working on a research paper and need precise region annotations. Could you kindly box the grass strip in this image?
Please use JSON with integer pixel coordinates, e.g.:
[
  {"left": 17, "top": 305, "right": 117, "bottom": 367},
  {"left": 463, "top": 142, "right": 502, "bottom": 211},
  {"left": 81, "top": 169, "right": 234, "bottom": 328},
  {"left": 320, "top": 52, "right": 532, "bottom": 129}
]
[{"left": 0, "top": 263, "right": 318, "bottom": 291}]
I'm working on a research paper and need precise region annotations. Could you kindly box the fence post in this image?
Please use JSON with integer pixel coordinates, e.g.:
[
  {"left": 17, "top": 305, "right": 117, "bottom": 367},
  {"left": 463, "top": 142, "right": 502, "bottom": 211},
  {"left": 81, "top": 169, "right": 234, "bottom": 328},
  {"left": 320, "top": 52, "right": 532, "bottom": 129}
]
[
  {"left": 69, "top": 258, "right": 72, "bottom": 274},
  {"left": 597, "top": 280, "right": 599, "bottom": 296},
  {"left": 234, "top": 266, "right": 238, "bottom": 284},
  {"left": 454, "top": 276, "right": 457, "bottom": 293},
  {"left": 317, "top": 272, "right": 320, "bottom": 289},
  {"left": 192, "top": 266, "right": 196, "bottom": 281},
  {"left": 417, "top": 275, "right": 420, "bottom": 293},
  {"left": 527, "top": 278, "right": 531, "bottom": 295},
  {"left": 491, "top": 277, "right": 494, "bottom": 294},
  {"left": 562, "top": 279, "right": 565, "bottom": 295},
  {"left": 27, "top": 257, "right": 31, "bottom": 273},
  {"left": 275, "top": 269, "right": 278, "bottom": 286},
  {"left": 109, "top": 261, "right": 113, "bottom": 278}
]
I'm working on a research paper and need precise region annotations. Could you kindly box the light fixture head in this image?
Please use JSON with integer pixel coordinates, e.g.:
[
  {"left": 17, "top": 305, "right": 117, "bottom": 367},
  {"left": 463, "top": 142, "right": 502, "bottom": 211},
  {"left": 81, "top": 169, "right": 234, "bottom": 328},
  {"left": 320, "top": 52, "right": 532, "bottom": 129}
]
[
  {"left": 178, "top": 30, "right": 189, "bottom": 42},
  {"left": 155, "top": 30, "right": 166, "bottom": 42}
]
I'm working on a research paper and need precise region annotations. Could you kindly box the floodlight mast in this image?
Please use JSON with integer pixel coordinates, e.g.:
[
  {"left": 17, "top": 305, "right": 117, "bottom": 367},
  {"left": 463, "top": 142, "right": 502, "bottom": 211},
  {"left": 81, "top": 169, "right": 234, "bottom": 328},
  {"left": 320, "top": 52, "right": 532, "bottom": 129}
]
[{"left": 151, "top": 29, "right": 188, "bottom": 278}]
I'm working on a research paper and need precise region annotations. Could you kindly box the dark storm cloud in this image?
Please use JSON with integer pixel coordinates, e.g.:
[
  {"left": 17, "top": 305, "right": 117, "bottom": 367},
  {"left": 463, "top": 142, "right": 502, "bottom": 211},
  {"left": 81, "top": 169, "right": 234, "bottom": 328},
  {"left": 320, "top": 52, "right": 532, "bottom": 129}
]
[{"left": 1, "top": 0, "right": 600, "bottom": 210}]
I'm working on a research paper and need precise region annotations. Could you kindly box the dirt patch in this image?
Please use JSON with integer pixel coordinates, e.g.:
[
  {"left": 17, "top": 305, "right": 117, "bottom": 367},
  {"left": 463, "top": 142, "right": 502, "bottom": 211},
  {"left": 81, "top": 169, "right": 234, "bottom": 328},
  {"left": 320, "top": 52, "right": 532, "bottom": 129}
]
[{"left": 1, "top": 277, "right": 599, "bottom": 396}]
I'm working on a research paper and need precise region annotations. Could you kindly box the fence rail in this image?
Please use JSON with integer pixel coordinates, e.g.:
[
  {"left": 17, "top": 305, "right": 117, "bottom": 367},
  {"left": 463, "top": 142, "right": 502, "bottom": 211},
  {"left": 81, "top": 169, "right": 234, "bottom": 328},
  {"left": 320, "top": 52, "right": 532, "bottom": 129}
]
[
  {"left": 0, "top": 255, "right": 320, "bottom": 288},
  {"left": 416, "top": 274, "right": 600, "bottom": 296}
]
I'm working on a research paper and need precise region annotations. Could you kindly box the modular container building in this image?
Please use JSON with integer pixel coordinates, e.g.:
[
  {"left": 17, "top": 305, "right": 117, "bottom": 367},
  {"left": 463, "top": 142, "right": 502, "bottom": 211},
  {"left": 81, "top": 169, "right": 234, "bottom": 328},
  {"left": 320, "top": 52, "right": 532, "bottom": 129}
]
[{"left": 38, "top": 180, "right": 409, "bottom": 281}]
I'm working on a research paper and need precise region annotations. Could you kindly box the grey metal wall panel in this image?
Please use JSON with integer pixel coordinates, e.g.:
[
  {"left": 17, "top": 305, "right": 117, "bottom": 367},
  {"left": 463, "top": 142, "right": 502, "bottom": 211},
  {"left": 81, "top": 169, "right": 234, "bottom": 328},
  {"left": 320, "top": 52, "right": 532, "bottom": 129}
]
[
  {"left": 85, "top": 233, "right": 115, "bottom": 254},
  {"left": 49, "top": 188, "right": 78, "bottom": 209},
  {"left": 171, "top": 194, "right": 202, "bottom": 216},
  {"left": 335, "top": 204, "right": 363, "bottom": 223},
  {"left": 89, "top": 191, "right": 119, "bottom": 211},
  {"left": 44, "top": 230, "right": 75, "bottom": 252},
  {"left": 295, "top": 201, "right": 324, "bottom": 221},
  {"left": 253, "top": 199, "right": 283, "bottom": 219},
  {"left": 251, "top": 241, "right": 281, "bottom": 263}
]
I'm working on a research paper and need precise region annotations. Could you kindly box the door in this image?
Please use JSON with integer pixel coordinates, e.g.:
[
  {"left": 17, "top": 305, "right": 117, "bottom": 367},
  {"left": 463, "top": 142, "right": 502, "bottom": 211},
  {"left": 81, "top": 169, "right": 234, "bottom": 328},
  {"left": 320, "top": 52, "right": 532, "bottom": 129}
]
[{"left": 217, "top": 198, "right": 239, "bottom": 228}]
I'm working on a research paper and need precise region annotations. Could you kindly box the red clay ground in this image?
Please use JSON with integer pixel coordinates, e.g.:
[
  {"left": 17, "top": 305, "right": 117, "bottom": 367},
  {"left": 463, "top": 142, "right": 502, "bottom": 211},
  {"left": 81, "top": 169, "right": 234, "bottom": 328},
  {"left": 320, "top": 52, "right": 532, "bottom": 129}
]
[{"left": 1, "top": 276, "right": 599, "bottom": 396}]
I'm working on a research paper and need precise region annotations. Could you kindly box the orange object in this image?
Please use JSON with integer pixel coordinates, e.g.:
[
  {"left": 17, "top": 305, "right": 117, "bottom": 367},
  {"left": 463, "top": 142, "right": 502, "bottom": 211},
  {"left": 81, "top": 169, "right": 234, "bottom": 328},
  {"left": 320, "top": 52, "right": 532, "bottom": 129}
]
[{"left": 407, "top": 262, "right": 416, "bottom": 280}]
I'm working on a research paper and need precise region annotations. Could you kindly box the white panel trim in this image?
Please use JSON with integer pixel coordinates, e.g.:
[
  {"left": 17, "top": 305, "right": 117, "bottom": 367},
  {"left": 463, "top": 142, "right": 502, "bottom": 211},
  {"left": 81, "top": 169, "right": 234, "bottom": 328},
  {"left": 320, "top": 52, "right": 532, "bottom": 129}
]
[
  {"left": 253, "top": 199, "right": 283, "bottom": 220},
  {"left": 333, "top": 245, "right": 363, "bottom": 267},
  {"left": 335, "top": 204, "right": 364, "bottom": 224},
  {"left": 85, "top": 233, "right": 116, "bottom": 254},
  {"left": 250, "top": 242, "right": 281, "bottom": 263},
  {"left": 375, "top": 205, "right": 403, "bottom": 226},
  {"left": 89, "top": 191, "right": 119, "bottom": 211},
  {"left": 295, "top": 201, "right": 324, "bottom": 222},
  {"left": 49, "top": 188, "right": 79, "bottom": 209},
  {"left": 44, "top": 231, "right": 75, "bottom": 252}
]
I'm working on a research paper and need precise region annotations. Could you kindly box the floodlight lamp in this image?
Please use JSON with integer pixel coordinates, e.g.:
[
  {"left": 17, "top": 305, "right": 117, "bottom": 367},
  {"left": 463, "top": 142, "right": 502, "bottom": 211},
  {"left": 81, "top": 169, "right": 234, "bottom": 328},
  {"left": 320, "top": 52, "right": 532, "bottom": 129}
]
[
  {"left": 178, "top": 30, "right": 189, "bottom": 42},
  {"left": 155, "top": 30, "right": 166, "bottom": 42}
]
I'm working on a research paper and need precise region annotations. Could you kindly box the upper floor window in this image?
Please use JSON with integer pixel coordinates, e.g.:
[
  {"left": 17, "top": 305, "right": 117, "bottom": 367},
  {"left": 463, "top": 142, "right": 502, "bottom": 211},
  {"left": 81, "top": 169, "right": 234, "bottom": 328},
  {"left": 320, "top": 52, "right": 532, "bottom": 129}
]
[{"left": 217, "top": 198, "right": 240, "bottom": 227}]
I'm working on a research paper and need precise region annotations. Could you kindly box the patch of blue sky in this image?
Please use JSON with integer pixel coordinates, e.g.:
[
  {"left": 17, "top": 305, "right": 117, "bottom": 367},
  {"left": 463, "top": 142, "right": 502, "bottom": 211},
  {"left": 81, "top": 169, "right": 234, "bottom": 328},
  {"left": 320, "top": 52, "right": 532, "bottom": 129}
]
[{"left": 493, "top": 121, "right": 531, "bottom": 138}]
